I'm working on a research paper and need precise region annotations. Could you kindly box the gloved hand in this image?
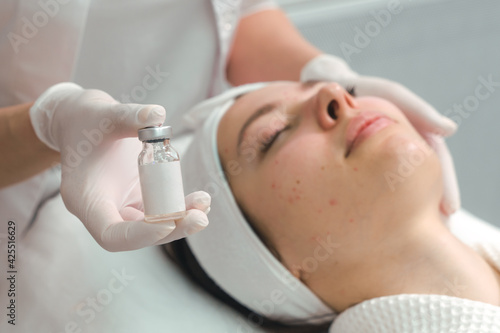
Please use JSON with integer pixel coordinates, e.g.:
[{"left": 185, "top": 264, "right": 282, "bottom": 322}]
[
  {"left": 30, "top": 82, "right": 210, "bottom": 251},
  {"left": 301, "top": 54, "right": 460, "bottom": 215}
]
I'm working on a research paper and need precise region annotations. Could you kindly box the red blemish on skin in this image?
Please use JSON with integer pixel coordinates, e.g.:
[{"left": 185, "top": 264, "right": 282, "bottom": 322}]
[
  {"left": 288, "top": 196, "right": 294, "bottom": 204},
  {"left": 224, "top": 148, "right": 229, "bottom": 153},
  {"left": 349, "top": 218, "right": 354, "bottom": 223},
  {"left": 329, "top": 199, "right": 337, "bottom": 206},
  {"left": 353, "top": 167, "right": 358, "bottom": 171},
  {"left": 275, "top": 160, "right": 279, "bottom": 165},
  {"left": 311, "top": 236, "right": 320, "bottom": 242},
  {"left": 292, "top": 187, "right": 296, "bottom": 192},
  {"left": 317, "top": 209, "right": 323, "bottom": 214},
  {"left": 271, "top": 183, "right": 276, "bottom": 189},
  {"left": 295, "top": 195, "right": 300, "bottom": 200},
  {"left": 327, "top": 231, "right": 331, "bottom": 235}
]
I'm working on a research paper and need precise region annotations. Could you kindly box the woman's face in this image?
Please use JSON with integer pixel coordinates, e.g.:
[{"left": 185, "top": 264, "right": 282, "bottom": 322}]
[{"left": 217, "top": 82, "right": 443, "bottom": 310}]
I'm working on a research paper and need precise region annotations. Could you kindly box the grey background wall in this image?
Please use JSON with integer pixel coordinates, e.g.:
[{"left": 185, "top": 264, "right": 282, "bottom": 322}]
[{"left": 278, "top": 0, "right": 500, "bottom": 226}]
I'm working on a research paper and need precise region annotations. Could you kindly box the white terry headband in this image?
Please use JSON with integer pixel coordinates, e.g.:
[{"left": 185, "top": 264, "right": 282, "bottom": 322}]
[{"left": 182, "top": 82, "right": 337, "bottom": 325}]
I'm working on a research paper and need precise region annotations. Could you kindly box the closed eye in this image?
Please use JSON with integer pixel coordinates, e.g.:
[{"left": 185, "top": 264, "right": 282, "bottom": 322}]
[{"left": 259, "top": 124, "right": 292, "bottom": 153}]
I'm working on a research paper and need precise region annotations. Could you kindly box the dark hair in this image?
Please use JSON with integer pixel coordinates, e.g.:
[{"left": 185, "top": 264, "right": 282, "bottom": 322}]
[{"left": 163, "top": 239, "right": 331, "bottom": 333}]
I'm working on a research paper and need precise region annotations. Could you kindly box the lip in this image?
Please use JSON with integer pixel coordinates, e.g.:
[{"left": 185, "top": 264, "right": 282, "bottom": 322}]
[{"left": 345, "top": 111, "right": 394, "bottom": 157}]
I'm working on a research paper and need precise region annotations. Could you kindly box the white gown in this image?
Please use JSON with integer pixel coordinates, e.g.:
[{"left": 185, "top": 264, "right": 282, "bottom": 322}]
[{"left": 0, "top": 0, "right": 276, "bottom": 235}]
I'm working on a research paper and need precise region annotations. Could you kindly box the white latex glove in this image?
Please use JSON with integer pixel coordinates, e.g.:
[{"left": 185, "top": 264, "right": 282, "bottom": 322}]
[
  {"left": 301, "top": 54, "right": 460, "bottom": 215},
  {"left": 30, "top": 82, "right": 210, "bottom": 251}
]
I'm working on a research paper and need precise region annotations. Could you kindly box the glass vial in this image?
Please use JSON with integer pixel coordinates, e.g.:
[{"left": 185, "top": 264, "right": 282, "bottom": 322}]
[{"left": 138, "top": 126, "right": 186, "bottom": 223}]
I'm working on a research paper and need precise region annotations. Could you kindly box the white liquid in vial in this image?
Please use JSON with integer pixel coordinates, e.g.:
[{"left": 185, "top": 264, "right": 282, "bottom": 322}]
[{"left": 139, "top": 161, "right": 186, "bottom": 223}]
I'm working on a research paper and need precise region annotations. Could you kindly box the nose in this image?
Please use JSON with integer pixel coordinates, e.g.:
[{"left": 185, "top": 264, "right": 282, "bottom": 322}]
[{"left": 314, "top": 83, "right": 357, "bottom": 130}]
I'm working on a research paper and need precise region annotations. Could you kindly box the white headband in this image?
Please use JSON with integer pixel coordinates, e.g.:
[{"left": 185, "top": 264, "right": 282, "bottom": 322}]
[{"left": 181, "top": 82, "right": 336, "bottom": 325}]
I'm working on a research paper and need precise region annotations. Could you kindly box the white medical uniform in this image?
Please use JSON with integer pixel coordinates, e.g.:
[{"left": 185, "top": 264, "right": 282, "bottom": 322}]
[{"left": 0, "top": 0, "right": 276, "bottom": 234}]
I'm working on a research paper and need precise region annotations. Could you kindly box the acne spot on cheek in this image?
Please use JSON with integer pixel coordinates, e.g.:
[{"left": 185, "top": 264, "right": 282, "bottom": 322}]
[
  {"left": 321, "top": 166, "right": 325, "bottom": 171},
  {"left": 287, "top": 194, "right": 301, "bottom": 203},
  {"left": 349, "top": 218, "right": 354, "bottom": 223},
  {"left": 329, "top": 199, "right": 337, "bottom": 206},
  {"left": 317, "top": 209, "right": 323, "bottom": 214},
  {"left": 296, "top": 180, "right": 301, "bottom": 185},
  {"left": 271, "top": 182, "right": 276, "bottom": 189},
  {"left": 353, "top": 167, "right": 358, "bottom": 171},
  {"left": 292, "top": 187, "right": 296, "bottom": 192},
  {"left": 311, "top": 235, "right": 320, "bottom": 242},
  {"left": 275, "top": 159, "right": 279, "bottom": 165},
  {"left": 223, "top": 148, "right": 229, "bottom": 153}
]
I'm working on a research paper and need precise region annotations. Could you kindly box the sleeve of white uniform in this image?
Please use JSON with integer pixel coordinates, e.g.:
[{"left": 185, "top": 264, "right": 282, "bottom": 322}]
[{"left": 240, "top": 0, "right": 279, "bottom": 18}]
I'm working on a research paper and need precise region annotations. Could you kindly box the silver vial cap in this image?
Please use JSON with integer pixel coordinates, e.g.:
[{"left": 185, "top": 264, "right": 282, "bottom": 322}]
[{"left": 138, "top": 126, "right": 172, "bottom": 142}]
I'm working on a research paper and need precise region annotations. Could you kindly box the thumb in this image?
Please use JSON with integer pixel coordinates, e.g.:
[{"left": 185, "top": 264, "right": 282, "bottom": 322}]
[{"left": 110, "top": 103, "right": 166, "bottom": 138}]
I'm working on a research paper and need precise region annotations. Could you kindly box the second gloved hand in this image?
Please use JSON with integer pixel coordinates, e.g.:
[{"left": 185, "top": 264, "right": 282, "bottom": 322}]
[
  {"left": 301, "top": 54, "right": 460, "bottom": 216},
  {"left": 30, "top": 82, "right": 210, "bottom": 251}
]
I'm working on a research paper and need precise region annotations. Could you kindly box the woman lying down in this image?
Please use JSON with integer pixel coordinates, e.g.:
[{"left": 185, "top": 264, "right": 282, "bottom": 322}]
[{"left": 165, "top": 81, "right": 500, "bottom": 332}]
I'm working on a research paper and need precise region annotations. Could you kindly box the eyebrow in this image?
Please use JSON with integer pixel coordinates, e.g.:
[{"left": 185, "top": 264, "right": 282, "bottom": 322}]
[
  {"left": 236, "top": 103, "right": 276, "bottom": 155},
  {"left": 234, "top": 82, "right": 322, "bottom": 155}
]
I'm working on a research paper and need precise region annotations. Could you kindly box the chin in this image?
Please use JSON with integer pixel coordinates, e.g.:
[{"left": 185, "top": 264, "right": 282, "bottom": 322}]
[
  {"left": 357, "top": 128, "right": 436, "bottom": 182},
  {"left": 381, "top": 133, "right": 442, "bottom": 196},
  {"left": 354, "top": 127, "right": 414, "bottom": 162}
]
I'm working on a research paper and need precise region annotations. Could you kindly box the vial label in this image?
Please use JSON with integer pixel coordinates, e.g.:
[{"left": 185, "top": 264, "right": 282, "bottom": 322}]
[{"left": 139, "top": 161, "right": 186, "bottom": 217}]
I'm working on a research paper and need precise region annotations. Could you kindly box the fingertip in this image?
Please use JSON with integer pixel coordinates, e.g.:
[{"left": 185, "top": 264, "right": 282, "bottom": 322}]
[
  {"left": 185, "top": 191, "right": 211, "bottom": 210},
  {"left": 134, "top": 105, "right": 164, "bottom": 125},
  {"left": 112, "top": 104, "right": 166, "bottom": 138},
  {"left": 142, "top": 105, "right": 166, "bottom": 126},
  {"left": 440, "top": 200, "right": 457, "bottom": 217},
  {"left": 444, "top": 189, "right": 461, "bottom": 216},
  {"left": 440, "top": 116, "right": 458, "bottom": 137},
  {"left": 183, "top": 210, "right": 209, "bottom": 235}
]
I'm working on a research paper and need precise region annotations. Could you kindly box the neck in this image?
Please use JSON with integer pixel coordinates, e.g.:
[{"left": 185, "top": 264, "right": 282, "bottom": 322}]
[{"left": 317, "top": 208, "right": 500, "bottom": 312}]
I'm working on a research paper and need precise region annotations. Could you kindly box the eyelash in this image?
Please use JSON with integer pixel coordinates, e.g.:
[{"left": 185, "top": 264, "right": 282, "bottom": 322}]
[
  {"left": 260, "top": 124, "right": 292, "bottom": 153},
  {"left": 259, "top": 85, "right": 356, "bottom": 154}
]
